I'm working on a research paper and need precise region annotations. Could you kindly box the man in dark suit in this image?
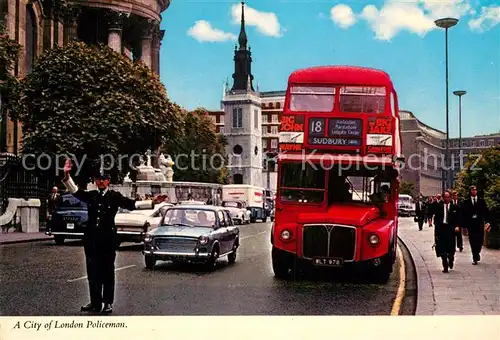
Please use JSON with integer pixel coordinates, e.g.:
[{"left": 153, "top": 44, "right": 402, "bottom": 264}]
[
  {"left": 429, "top": 191, "right": 460, "bottom": 273},
  {"left": 415, "top": 195, "right": 426, "bottom": 231},
  {"left": 451, "top": 190, "right": 463, "bottom": 251},
  {"left": 460, "top": 185, "right": 490, "bottom": 265},
  {"left": 62, "top": 158, "right": 154, "bottom": 314},
  {"left": 47, "top": 186, "right": 62, "bottom": 216}
]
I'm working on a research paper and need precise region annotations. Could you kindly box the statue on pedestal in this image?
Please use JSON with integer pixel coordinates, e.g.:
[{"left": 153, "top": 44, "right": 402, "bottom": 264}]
[{"left": 159, "top": 153, "right": 174, "bottom": 182}]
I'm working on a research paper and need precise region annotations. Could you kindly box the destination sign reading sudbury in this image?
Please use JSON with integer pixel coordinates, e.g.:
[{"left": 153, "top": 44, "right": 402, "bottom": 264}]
[{"left": 308, "top": 118, "right": 362, "bottom": 146}]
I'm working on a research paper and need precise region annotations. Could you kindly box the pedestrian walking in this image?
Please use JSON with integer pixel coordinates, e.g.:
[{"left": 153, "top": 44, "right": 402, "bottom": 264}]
[
  {"left": 451, "top": 190, "right": 463, "bottom": 251},
  {"left": 47, "top": 186, "right": 62, "bottom": 216},
  {"left": 415, "top": 195, "right": 426, "bottom": 231},
  {"left": 429, "top": 191, "right": 460, "bottom": 273},
  {"left": 426, "top": 196, "right": 434, "bottom": 226},
  {"left": 61, "top": 158, "right": 154, "bottom": 314},
  {"left": 460, "top": 185, "right": 491, "bottom": 265}
]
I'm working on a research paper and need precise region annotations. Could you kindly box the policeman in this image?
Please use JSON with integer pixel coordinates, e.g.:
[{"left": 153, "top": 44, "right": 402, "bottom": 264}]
[{"left": 62, "top": 158, "right": 153, "bottom": 314}]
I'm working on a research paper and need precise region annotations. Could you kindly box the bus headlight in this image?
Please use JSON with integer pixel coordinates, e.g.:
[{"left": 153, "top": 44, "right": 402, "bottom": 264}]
[
  {"left": 368, "top": 234, "right": 379, "bottom": 246},
  {"left": 280, "top": 229, "right": 291, "bottom": 240}
]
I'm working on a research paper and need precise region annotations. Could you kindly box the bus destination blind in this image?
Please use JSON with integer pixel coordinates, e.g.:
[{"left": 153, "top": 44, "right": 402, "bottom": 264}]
[{"left": 308, "top": 118, "right": 362, "bottom": 146}]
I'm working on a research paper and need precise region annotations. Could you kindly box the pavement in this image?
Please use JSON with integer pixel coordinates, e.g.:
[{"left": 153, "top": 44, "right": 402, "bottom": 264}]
[
  {"left": 0, "top": 222, "right": 411, "bottom": 316},
  {"left": 0, "top": 231, "right": 51, "bottom": 244},
  {"left": 398, "top": 217, "right": 500, "bottom": 315}
]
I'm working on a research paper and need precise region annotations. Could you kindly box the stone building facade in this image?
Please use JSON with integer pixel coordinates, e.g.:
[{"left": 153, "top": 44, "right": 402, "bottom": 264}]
[
  {"left": 0, "top": 0, "right": 170, "bottom": 154},
  {"left": 399, "top": 110, "right": 446, "bottom": 197}
]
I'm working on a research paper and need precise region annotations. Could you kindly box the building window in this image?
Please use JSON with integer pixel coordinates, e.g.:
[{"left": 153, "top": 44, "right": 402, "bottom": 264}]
[
  {"left": 276, "top": 102, "right": 281, "bottom": 109},
  {"left": 271, "top": 126, "right": 278, "bottom": 134},
  {"left": 272, "top": 114, "right": 278, "bottom": 122},
  {"left": 479, "top": 140, "right": 485, "bottom": 147},
  {"left": 488, "top": 139, "right": 494, "bottom": 146},
  {"left": 254, "top": 109, "right": 258, "bottom": 129},
  {"left": 233, "top": 174, "right": 243, "bottom": 184},
  {"left": 219, "top": 127, "right": 224, "bottom": 134},
  {"left": 232, "top": 107, "right": 243, "bottom": 128},
  {"left": 262, "top": 141, "right": 267, "bottom": 150},
  {"left": 25, "top": 5, "right": 37, "bottom": 74},
  {"left": 472, "top": 140, "right": 477, "bottom": 147},
  {"left": 271, "top": 139, "right": 278, "bottom": 149},
  {"left": 262, "top": 114, "right": 268, "bottom": 123},
  {"left": 233, "top": 145, "right": 243, "bottom": 155}
]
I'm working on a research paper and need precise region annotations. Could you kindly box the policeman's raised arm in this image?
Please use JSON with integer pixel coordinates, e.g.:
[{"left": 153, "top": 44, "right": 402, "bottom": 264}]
[
  {"left": 116, "top": 191, "right": 154, "bottom": 211},
  {"left": 61, "top": 158, "right": 91, "bottom": 203}
]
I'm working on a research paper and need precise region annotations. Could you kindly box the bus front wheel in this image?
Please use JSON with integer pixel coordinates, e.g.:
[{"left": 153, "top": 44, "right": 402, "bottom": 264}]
[
  {"left": 272, "top": 247, "right": 294, "bottom": 280},
  {"left": 371, "top": 255, "right": 392, "bottom": 284}
]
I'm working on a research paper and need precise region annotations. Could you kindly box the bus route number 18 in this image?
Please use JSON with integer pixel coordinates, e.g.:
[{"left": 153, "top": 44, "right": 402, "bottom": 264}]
[{"left": 309, "top": 118, "right": 325, "bottom": 136}]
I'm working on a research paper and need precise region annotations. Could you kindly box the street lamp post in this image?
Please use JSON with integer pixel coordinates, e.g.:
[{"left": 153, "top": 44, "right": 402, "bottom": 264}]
[
  {"left": 453, "top": 90, "right": 466, "bottom": 161},
  {"left": 435, "top": 17, "right": 458, "bottom": 192}
]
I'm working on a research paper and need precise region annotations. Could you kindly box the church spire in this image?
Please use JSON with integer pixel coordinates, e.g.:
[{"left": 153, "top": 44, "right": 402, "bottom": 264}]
[
  {"left": 230, "top": 1, "right": 254, "bottom": 92},
  {"left": 238, "top": 2, "right": 247, "bottom": 50}
]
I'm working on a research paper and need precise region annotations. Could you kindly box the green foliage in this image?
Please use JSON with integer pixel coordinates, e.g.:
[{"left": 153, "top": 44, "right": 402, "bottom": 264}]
[
  {"left": 400, "top": 180, "right": 416, "bottom": 197},
  {"left": 16, "top": 42, "right": 184, "bottom": 184},
  {"left": 169, "top": 108, "right": 228, "bottom": 184},
  {"left": 0, "top": 28, "right": 21, "bottom": 113},
  {"left": 457, "top": 146, "right": 500, "bottom": 213}
]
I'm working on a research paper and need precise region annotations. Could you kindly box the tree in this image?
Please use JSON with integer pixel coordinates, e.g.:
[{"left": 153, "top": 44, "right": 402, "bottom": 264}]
[
  {"left": 400, "top": 180, "right": 416, "bottom": 197},
  {"left": 169, "top": 108, "right": 228, "bottom": 184},
  {"left": 16, "top": 42, "right": 184, "bottom": 185},
  {"left": 0, "top": 26, "right": 21, "bottom": 115},
  {"left": 457, "top": 146, "right": 500, "bottom": 213}
]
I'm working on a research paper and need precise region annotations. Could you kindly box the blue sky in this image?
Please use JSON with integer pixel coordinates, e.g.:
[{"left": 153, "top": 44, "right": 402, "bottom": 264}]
[{"left": 158, "top": 0, "right": 499, "bottom": 138}]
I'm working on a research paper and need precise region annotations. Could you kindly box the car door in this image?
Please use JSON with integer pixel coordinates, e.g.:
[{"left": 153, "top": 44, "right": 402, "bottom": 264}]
[
  {"left": 224, "top": 210, "right": 238, "bottom": 249},
  {"left": 217, "top": 210, "right": 230, "bottom": 253}
]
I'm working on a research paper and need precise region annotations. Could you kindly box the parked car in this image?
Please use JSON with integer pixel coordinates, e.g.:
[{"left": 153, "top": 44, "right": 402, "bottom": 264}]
[
  {"left": 45, "top": 192, "right": 88, "bottom": 245},
  {"left": 45, "top": 194, "right": 172, "bottom": 245},
  {"left": 114, "top": 202, "right": 174, "bottom": 244},
  {"left": 398, "top": 194, "right": 416, "bottom": 217},
  {"left": 142, "top": 204, "right": 240, "bottom": 270},
  {"left": 221, "top": 200, "right": 251, "bottom": 224},
  {"left": 177, "top": 200, "right": 206, "bottom": 205}
]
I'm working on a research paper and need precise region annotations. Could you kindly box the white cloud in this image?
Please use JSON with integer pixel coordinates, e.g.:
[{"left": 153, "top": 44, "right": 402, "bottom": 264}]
[
  {"left": 187, "top": 20, "right": 236, "bottom": 42},
  {"left": 360, "top": 0, "right": 474, "bottom": 40},
  {"left": 330, "top": 4, "right": 356, "bottom": 29},
  {"left": 231, "top": 4, "right": 283, "bottom": 37},
  {"left": 469, "top": 5, "right": 500, "bottom": 32}
]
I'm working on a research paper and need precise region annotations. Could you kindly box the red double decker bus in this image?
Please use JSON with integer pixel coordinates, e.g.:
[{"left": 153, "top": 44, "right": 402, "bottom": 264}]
[{"left": 271, "top": 65, "right": 403, "bottom": 283}]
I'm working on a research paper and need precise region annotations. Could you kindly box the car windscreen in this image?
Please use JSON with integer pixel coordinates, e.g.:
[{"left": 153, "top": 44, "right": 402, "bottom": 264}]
[{"left": 161, "top": 208, "right": 216, "bottom": 227}]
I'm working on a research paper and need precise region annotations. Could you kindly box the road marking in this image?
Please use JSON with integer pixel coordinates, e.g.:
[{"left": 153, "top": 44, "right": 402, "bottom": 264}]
[
  {"left": 241, "top": 231, "right": 267, "bottom": 240},
  {"left": 67, "top": 265, "right": 136, "bottom": 282},
  {"left": 390, "top": 244, "right": 406, "bottom": 316}
]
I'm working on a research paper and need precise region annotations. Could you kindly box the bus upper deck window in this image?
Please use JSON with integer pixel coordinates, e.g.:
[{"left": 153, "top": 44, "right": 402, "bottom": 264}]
[
  {"left": 340, "top": 86, "right": 386, "bottom": 113},
  {"left": 290, "top": 86, "right": 335, "bottom": 112}
]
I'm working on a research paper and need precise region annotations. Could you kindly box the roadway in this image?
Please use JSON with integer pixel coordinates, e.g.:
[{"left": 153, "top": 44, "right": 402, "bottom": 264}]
[{"left": 0, "top": 220, "right": 417, "bottom": 316}]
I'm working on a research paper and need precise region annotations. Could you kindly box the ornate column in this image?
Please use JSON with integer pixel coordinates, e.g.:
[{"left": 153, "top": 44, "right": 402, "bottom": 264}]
[
  {"left": 139, "top": 18, "right": 156, "bottom": 68},
  {"left": 107, "top": 11, "right": 128, "bottom": 53},
  {"left": 152, "top": 25, "right": 165, "bottom": 75},
  {"left": 63, "top": 6, "right": 81, "bottom": 45}
]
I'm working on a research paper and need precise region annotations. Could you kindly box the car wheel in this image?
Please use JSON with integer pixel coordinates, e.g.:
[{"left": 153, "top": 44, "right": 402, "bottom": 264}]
[
  {"left": 228, "top": 246, "right": 237, "bottom": 264},
  {"left": 54, "top": 236, "right": 64, "bottom": 245},
  {"left": 204, "top": 246, "right": 219, "bottom": 271},
  {"left": 145, "top": 255, "right": 156, "bottom": 269}
]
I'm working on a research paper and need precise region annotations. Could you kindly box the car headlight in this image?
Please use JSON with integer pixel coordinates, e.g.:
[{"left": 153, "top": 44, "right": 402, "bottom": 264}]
[
  {"left": 368, "top": 234, "right": 379, "bottom": 246},
  {"left": 280, "top": 229, "right": 291, "bottom": 240},
  {"left": 198, "top": 235, "right": 209, "bottom": 245},
  {"left": 144, "top": 234, "right": 153, "bottom": 243}
]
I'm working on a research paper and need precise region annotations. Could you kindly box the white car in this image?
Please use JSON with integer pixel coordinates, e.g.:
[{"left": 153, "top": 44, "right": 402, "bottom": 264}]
[
  {"left": 221, "top": 200, "right": 251, "bottom": 224},
  {"left": 177, "top": 200, "right": 207, "bottom": 205},
  {"left": 114, "top": 202, "right": 174, "bottom": 243}
]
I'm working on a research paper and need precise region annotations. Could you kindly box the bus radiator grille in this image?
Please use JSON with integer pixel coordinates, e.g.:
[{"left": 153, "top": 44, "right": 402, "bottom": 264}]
[{"left": 302, "top": 225, "right": 356, "bottom": 260}]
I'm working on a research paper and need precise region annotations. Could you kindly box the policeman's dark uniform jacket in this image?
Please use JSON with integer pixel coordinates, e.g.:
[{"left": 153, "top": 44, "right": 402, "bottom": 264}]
[
  {"left": 431, "top": 198, "right": 459, "bottom": 273},
  {"left": 62, "top": 172, "right": 153, "bottom": 313},
  {"left": 461, "top": 189, "right": 489, "bottom": 264}
]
